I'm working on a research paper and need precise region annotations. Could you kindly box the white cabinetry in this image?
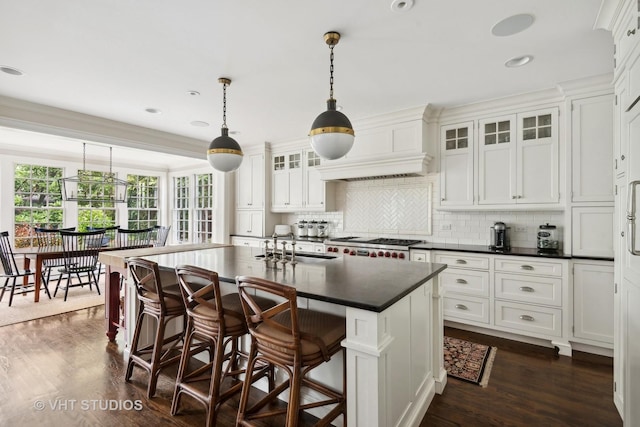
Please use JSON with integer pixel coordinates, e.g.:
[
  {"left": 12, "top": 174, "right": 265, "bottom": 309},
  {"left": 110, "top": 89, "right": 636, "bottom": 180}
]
[
  {"left": 440, "top": 122, "right": 474, "bottom": 206},
  {"left": 271, "top": 145, "right": 335, "bottom": 213},
  {"left": 231, "top": 236, "right": 261, "bottom": 247},
  {"left": 571, "top": 95, "right": 615, "bottom": 202},
  {"left": 272, "top": 150, "right": 303, "bottom": 211},
  {"left": 409, "top": 249, "right": 430, "bottom": 263},
  {"left": 235, "top": 211, "right": 263, "bottom": 238},
  {"left": 572, "top": 261, "right": 614, "bottom": 346},
  {"left": 435, "top": 252, "right": 490, "bottom": 325},
  {"left": 572, "top": 207, "right": 615, "bottom": 258},
  {"left": 435, "top": 251, "right": 571, "bottom": 355},
  {"left": 478, "top": 108, "right": 559, "bottom": 205},
  {"left": 236, "top": 152, "right": 264, "bottom": 209},
  {"left": 233, "top": 143, "right": 280, "bottom": 238},
  {"left": 439, "top": 105, "right": 560, "bottom": 210}
]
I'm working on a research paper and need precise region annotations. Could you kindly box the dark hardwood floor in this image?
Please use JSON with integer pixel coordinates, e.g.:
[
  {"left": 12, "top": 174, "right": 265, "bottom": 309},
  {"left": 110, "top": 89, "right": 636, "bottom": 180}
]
[{"left": 0, "top": 306, "right": 623, "bottom": 426}]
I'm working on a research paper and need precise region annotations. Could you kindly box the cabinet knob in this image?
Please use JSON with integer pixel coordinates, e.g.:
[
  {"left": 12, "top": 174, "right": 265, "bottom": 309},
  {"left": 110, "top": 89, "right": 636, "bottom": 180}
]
[
  {"left": 248, "top": 203, "right": 252, "bottom": 206},
  {"left": 519, "top": 314, "right": 535, "bottom": 321},
  {"left": 628, "top": 29, "right": 636, "bottom": 36},
  {"left": 512, "top": 195, "right": 517, "bottom": 199},
  {"left": 621, "top": 231, "right": 625, "bottom": 237},
  {"left": 517, "top": 195, "right": 523, "bottom": 199},
  {"left": 441, "top": 198, "right": 445, "bottom": 201},
  {"left": 520, "top": 265, "right": 534, "bottom": 270},
  {"left": 621, "top": 154, "right": 626, "bottom": 161},
  {"left": 455, "top": 304, "right": 468, "bottom": 310}
]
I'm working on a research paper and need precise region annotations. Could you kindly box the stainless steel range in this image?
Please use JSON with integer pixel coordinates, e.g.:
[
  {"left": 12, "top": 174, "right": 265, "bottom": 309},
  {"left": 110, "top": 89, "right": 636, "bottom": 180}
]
[{"left": 325, "top": 237, "right": 423, "bottom": 260}]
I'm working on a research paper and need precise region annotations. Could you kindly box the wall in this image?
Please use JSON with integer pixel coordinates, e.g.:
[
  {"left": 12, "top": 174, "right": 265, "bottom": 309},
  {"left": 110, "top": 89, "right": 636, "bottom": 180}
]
[{"left": 284, "top": 173, "right": 565, "bottom": 248}]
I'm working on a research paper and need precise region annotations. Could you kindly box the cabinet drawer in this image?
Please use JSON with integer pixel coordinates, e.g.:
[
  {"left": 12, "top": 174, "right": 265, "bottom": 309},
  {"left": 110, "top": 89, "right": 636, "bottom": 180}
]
[
  {"left": 441, "top": 269, "right": 490, "bottom": 297},
  {"left": 435, "top": 253, "right": 490, "bottom": 270},
  {"left": 410, "top": 250, "right": 429, "bottom": 262},
  {"left": 494, "top": 301, "right": 562, "bottom": 337},
  {"left": 494, "top": 258, "right": 563, "bottom": 277},
  {"left": 494, "top": 273, "right": 562, "bottom": 307},
  {"left": 443, "top": 295, "right": 489, "bottom": 324}
]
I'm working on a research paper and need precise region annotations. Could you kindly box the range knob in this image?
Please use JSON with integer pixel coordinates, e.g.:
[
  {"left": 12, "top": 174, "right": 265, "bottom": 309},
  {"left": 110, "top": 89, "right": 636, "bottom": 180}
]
[
  {"left": 391, "top": 252, "right": 398, "bottom": 258},
  {"left": 369, "top": 252, "right": 377, "bottom": 258},
  {"left": 343, "top": 248, "right": 350, "bottom": 254},
  {"left": 398, "top": 253, "right": 406, "bottom": 259},
  {"left": 349, "top": 250, "right": 356, "bottom": 256},
  {"left": 378, "top": 251, "right": 384, "bottom": 257},
  {"left": 385, "top": 252, "right": 391, "bottom": 258},
  {"left": 327, "top": 247, "right": 333, "bottom": 252}
]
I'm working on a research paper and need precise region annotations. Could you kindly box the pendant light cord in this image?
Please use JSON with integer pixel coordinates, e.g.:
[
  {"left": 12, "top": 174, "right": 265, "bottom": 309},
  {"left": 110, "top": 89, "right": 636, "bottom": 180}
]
[
  {"left": 329, "top": 44, "right": 335, "bottom": 100},
  {"left": 222, "top": 82, "right": 228, "bottom": 129}
]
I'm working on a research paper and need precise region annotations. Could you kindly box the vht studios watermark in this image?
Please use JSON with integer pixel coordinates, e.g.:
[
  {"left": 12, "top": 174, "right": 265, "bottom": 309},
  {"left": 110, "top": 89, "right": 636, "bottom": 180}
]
[{"left": 33, "top": 399, "right": 143, "bottom": 411}]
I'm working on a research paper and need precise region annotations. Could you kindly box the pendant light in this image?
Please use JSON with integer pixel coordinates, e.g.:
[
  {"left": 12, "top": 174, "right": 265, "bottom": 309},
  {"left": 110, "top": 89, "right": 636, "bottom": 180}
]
[
  {"left": 309, "top": 31, "right": 355, "bottom": 160},
  {"left": 207, "top": 77, "right": 243, "bottom": 172}
]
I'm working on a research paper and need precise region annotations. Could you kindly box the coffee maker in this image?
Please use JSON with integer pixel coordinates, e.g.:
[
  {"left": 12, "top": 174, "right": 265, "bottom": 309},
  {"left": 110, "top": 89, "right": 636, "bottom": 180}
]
[{"left": 489, "top": 222, "right": 510, "bottom": 251}]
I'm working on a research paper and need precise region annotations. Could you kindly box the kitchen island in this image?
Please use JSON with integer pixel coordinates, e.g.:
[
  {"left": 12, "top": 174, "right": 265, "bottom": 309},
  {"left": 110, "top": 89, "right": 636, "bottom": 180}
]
[{"left": 100, "top": 245, "right": 447, "bottom": 427}]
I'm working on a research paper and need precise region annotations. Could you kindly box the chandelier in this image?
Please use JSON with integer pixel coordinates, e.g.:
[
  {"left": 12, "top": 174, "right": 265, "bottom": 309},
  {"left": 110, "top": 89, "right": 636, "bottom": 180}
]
[{"left": 59, "top": 142, "right": 129, "bottom": 203}]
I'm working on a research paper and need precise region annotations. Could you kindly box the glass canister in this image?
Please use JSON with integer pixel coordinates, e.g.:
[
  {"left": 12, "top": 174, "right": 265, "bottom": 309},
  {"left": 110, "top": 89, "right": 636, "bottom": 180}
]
[{"left": 537, "top": 223, "right": 559, "bottom": 250}]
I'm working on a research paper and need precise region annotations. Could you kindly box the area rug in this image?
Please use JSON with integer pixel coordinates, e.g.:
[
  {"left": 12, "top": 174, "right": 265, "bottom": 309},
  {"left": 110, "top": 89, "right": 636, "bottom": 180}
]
[
  {"left": 0, "top": 278, "right": 105, "bottom": 327},
  {"left": 444, "top": 336, "right": 497, "bottom": 387}
]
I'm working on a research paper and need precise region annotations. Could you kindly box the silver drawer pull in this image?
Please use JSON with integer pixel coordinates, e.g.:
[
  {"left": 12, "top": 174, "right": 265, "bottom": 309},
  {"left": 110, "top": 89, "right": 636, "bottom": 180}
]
[
  {"left": 455, "top": 259, "right": 467, "bottom": 264},
  {"left": 520, "top": 265, "right": 534, "bottom": 270},
  {"left": 456, "top": 278, "right": 468, "bottom": 284},
  {"left": 455, "top": 304, "right": 468, "bottom": 310},
  {"left": 519, "top": 286, "right": 534, "bottom": 292},
  {"left": 519, "top": 315, "right": 535, "bottom": 321}
]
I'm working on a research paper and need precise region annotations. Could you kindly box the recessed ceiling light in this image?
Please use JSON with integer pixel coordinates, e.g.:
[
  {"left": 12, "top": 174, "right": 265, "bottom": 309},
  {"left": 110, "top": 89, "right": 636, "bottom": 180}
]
[
  {"left": 145, "top": 108, "right": 162, "bottom": 114},
  {"left": 190, "top": 120, "right": 209, "bottom": 127},
  {"left": 390, "top": 0, "right": 414, "bottom": 12},
  {"left": 187, "top": 90, "right": 200, "bottom": 96},
  {"left": 505, "top": 55, "right": 533, "bottom": 68},
  {"left": 0, "top": 66, "right": 24, "bottom": 76},
  {"left": 491, "top": 14, "right": 535, "bottom": 37}
]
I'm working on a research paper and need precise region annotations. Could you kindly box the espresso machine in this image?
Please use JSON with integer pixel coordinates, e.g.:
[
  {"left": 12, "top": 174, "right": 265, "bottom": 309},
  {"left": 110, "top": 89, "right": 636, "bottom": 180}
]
[{"left": 489, "top": 222, "right": 510, "bottom": 251}]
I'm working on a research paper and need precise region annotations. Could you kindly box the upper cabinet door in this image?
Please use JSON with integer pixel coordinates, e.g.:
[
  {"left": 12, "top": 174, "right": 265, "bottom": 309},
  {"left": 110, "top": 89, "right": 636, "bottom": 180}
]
[
  {"left": 305, "top": 150, "right": 326, "bottom": 210},
  {"left": 236, "top": 153, "right": 264, "bottom": 209},
  {"left": 517, "top": 107, "right": 559, "bottom": 204},
  {"left": 572, "top": 95, "right": 614, "bottom": 203},
  {"left": 440, "top": 122, "right": 474, "bottom": 206},
  {"left": 478, "top": 115, "right": 517, "bottom": 205}
]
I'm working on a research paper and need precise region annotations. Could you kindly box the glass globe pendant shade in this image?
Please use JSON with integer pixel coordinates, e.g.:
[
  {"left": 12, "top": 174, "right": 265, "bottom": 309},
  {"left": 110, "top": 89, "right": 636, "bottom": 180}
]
[
  {"left": 309, "top": 98, "right": 355, "bottom": 160},
  {"left": 207, "top": 127, "right": 243, "bottom": 172}
]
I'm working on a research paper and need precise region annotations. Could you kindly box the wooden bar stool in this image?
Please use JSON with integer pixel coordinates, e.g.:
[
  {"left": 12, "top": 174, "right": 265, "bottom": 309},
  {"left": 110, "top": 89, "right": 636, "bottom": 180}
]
[
  {"left": 171, "top": 265, "right": 275, "bottom": 427},
  {"left": 125, "top": 257, "right": 185, "bottom": 398},
  {"left": 236, "top": 275, "right": 347, "bottom": 427}
]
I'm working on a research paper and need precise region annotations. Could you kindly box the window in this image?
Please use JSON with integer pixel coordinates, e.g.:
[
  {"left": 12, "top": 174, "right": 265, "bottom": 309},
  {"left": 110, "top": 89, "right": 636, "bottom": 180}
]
[
  {"left": 172, "top": 173, "right": 215, "bottom": 243},
  {"left": 173, "top": 176, "right": 190, "bottom": 242},
  {"left": 127, "top": 174, "right": 159, "bottom": 229},
  {"left": 14, "top": 164, "right": 64, "bottom": 247},
  {"left": 194, "top": 173, "right": 214, "bottom": 243},
  {"left": 77, "top": 170, "right": 117, "bottom": 231}
]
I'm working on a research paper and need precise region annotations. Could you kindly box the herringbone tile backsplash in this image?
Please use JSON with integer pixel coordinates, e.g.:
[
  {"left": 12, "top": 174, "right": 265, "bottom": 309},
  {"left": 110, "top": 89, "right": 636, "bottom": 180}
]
[{"left": 284, "top": 174, "right": 565, "bottom": 247}]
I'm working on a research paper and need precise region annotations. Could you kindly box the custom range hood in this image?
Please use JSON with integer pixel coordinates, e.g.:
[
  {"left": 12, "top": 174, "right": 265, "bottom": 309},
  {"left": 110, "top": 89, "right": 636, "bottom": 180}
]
[
  {"left": 316, "top": 105, "right": 436, "bottom": 181},
  {"left": 316, "top": 152, "right": 432, "bottom": 181}
]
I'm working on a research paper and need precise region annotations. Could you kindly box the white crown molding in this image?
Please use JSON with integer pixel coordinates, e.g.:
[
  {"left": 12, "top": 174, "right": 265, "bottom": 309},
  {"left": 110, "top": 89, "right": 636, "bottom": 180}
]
[
  {"left": 556, "top": 73, "right": 614, "bottom": 97},
  {"left": 0, "top": 95, "right": 206, "bottom": 159},
  {"left": 594, "top": 0, "right": 625, "bottom": 30}
]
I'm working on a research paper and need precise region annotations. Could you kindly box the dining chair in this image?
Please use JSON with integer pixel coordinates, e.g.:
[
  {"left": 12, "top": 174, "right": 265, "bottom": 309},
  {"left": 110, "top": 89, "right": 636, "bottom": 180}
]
[
  {"left": 54, "top": 229, "right": 105, "bottom": 301},
  {"left": 0, "top": 231, "right": 52, "bottom": 306},
  {"left": 34, "top": 227, "right": 75, "bottom": 289},
  {"left": 116, "top": 227, "right": 154, "bottom": 249},
  {"left": 235, "top": 276, "right": 347, "bottom": 427},
  {"left": 171, "top": 265, "right": 275, "bottom": 426},
  {"left": 153, "top": 225, "right": 171, "bottom": 247}
]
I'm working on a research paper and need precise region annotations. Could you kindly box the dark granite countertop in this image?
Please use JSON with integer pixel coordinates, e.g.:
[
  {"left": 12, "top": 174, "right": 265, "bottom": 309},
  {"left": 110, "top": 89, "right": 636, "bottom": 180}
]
[
  {"left": 140, "top": 246, "right": 447, "bottom": 313},
  {"left": 410, "top": 243, "right": 572, "bottom": 259}
]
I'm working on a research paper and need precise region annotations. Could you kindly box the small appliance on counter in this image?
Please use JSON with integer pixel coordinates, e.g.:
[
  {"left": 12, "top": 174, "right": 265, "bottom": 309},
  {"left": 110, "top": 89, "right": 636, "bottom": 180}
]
[
  {"left": 274, "top": 224, "right": 291, "bottom": 236},
  {"left": 537, "top": 223, "right": 559, "bottom": 252},
  {"left": 296, "top": 220, "right": 308, "bottom": 237},
  {"left": 489, "top": 221, "right": 510, "bottom": 251}
]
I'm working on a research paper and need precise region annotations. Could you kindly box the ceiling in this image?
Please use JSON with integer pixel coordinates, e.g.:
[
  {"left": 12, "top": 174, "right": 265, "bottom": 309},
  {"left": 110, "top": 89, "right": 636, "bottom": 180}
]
[{"left": 0, "top": 0, "right": 614, "bottom": 161}]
